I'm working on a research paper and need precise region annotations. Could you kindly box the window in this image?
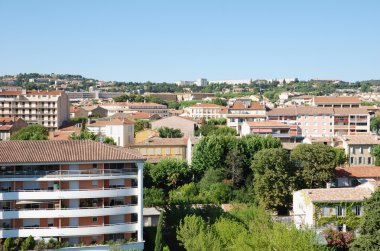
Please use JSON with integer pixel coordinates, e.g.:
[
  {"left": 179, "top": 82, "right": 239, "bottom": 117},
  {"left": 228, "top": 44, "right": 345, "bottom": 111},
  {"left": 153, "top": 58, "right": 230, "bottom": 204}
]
[
  {"left": 92, "top": 164, "right": 97, "bottom": 169},
  {"left": 322, "top": 207, "right": 330, "bottom": 217},
  {"left": 358, "top": 157, "right": 362, "bottom": 165},
  {"left": 92, "top": 217, "right": 98, "bottom": 223},
  {"left": 149, "top": 148, "right": 154, "bottom": 155},
  {"left": 336, "top": 206, "right": 345, "bottom": 216},
  {"left": 352, "top": 205, "right": 361, "bottom": 216},
  {"left": 368, "top": 157, "right": 372, "bottom": 165},
  {"left": 350, "top": 157, "right": 354, "bottom": 164},
  {"left": 314, "top": 122, "right": 318, "bottom": 126},
  {"left": 92, "top": 180, "right": 98, "bottom": 188}
]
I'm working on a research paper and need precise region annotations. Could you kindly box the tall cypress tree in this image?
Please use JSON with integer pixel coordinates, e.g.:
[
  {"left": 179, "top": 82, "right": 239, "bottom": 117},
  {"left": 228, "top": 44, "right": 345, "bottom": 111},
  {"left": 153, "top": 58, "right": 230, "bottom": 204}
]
[{"left": 154, "top": 212, "right": 164, "bottom": 251}]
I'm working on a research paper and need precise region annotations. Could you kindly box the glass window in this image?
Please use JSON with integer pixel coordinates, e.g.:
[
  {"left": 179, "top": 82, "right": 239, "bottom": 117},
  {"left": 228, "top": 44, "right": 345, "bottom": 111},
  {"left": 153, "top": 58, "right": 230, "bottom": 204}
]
[
  {"left": 336, "top": 206, "right": 345, "bottom": 216},
  {"left": 352, "top": 205, "right": 361, "bottom": 216}
]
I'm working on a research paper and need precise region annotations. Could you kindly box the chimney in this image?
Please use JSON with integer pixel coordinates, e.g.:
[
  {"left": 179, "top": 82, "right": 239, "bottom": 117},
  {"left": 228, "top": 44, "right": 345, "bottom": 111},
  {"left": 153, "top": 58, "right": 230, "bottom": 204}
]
[{"left": 21, "top": 89, "right": 26, "bottom": 95}]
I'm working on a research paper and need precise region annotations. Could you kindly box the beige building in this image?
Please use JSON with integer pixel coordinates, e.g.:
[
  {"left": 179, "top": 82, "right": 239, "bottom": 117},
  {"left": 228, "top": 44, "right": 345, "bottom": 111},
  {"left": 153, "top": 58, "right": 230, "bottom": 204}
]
[
  {"left": 342, "top": 135, "right": 380, "bottom": 166},
  {"left": 151, "top": 116, "right": 197, "bottom": 137},
  {"left": 100, "top": 102, "right": 168, "bottom": 117},
  {"left": 0, "top": 90, "right": 69, "bottom": 130},
  {"left": 184, "top": 103, "right": 227, "bottom": 120},
  {"left": 0, "top": 117, "right": 28, "bottom": 140}
]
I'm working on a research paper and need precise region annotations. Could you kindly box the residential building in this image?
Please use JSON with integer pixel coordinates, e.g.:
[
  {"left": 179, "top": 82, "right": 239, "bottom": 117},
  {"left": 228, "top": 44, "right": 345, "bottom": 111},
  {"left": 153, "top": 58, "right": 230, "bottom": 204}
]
[
  {"left": 291, "top": 95, "right": 314, "bottom": 106},
  {"left": 195, "top": 78, "right": 208, "bottom": 87},
  {"left": 0, "top": 117, "right": 28, "bottom": 140},
  {"left": 293, "top": 180, "right": 375, "bottom": 231},
  {"left": 241, "top": 121, "right": 302, "bottom": 142},
  {"left": 226, "top": 100, "right": 266, "bottom": 134},
  {"left": 86, "top": 118, "right": 135, "bottom": 147},
  {"left": 334, "top": 108, "right": 370, "bottom": 136},
  {"left": 132, "top": 136, "right": 198, "bottom": 164},
  {"left": 100, "top": 102, "right": 168, "bottom": 118},
  {"left": 135, "top": 129, "right": 159, "bottom": 144},
  {"left": 0, "top": 140, "right": 145, "bottom": 248},
  {"left": 313, "top": 96, "right": 360, "bottom": 108},
  {"left": 184, "top": 103, "right": 227, "bottom": 120},
  {"left": 69, "top": 106, "right": 108, "bottom": 118},
  {"left": 100, "top": 102, "right": 169, "bottom": 118},
  {"left": 0, "top": 90, "right": 69, "bottom": 130},
  {"left": 341, "top": 135, "right": 380, "bottom": 166},
  {"left": 176, "top": 80, "right": 196, "bottom": 86},
  {"left": 208, "top": 79, "right": 251, "bottom": 85},
  {"left": 336, "top": 166, "right": 380, "bottom": 187},
  {"left": 151, "top": 116, "right": 198, "bottom": 137},
  {"left": 296, "top": 107, "right": 335, "bottom": 138},
  {"left": 110, "top": 112, "right": 161, "bottom": 121}
]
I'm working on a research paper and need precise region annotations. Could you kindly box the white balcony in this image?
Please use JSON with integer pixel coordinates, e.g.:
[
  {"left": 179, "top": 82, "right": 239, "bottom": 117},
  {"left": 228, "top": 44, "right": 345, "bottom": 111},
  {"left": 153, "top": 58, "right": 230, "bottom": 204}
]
[
  {"left": 0, "top": 187, "right": 139, "bottom": 200},
  {"left": 0, "top": 223, "right": 139, "bottom": 238},
  {"left": 0, "top": 205, "right": 138, "bottom": 219}
]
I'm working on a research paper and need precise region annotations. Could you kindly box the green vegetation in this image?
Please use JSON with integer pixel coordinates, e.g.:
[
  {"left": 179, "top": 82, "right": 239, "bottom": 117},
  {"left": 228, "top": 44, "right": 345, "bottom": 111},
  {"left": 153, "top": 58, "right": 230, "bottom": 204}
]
[
  {"left": 350, "top": 187, "right": 380, "bottom": 250},
  {"left": 370, "top": 116, "right": 380, "bottom": 134},
  {"left": 154, "top": 212, "right": 164, "bottom": 251},
  {"left": 134, "top": 119, "right": 151, "bottom": 134},
  {"left": 371, "top": 145, "right": 380, "bottom": 166},
  {"left": 10, "top": 124, "right": 48, "bottom": 140},
  {"left": 158, "top": 127, "right": 183, "bottom": 138}
]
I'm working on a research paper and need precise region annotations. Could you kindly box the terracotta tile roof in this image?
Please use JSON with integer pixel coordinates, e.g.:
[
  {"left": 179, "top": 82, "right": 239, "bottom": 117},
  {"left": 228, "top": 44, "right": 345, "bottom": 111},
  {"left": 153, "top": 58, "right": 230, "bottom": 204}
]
[
  {"left": 87, "top": 118, "right": 134, "bottom": 127},
  {"left": 226, "top": 114, "right": 266, "bottom": 118},
  {"left": 267, "top": 107, "right": 297, "bottom": 116},
  {"left": 246, "top": 121, "right": 289, "bottom": 128},
  {"left": 314, "top": 96, "right": 360, "bottom": 104},
  {"left": 299, "top": 185, "right": 373, "bottom": 202},
  {"left": 297, "top": 107, "right": 334, "bottom": 115},
  {"left": 101, "top": 102, "right": 166, "bottom": 107},
  {"left": 0, "top": 140, "right": 145, "bottom": 164},
  {"left": 133, "top": 136, "right": 187, "bottom": 146},
  {"left": 189, "top": 103, "right": 226, "bottom": 108},
  {"left": 336, "top": 166, "right": 380, "bottom": 178},
  {"left": 293, "top": 95, "right": 314, "bottom": 100},
  {"left": 230, "top": 101, "right": 265, "bottom": 110},
  {"left": 343, "top": 135, "right": 380, "bottom": 145},
  {"left": 0, "top": 90, "right": 65, "bottom": 95},
  {"left": 0, "top": 125, "right": 12, "bottom": 131},
  {"left": 48, "top": 131, "right": 73, "bottom": 141},
  {"left": 333, "top": 108, "right": 369, "bottom": 115}
]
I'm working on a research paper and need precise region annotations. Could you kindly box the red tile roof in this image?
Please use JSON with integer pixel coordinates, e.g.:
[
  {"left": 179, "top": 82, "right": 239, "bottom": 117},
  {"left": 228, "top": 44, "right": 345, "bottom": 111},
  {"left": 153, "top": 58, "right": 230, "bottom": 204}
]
[
  {"left": 0, "top": 140, "right": 145, "bottom": 164},
  {"left": 314, "top": 96, "right": 360, "bottom": 104},
  {"left": 336, "top": 166, "right": 380, "bottom": 178},
  {"left": 0, "top": 90, "right": 64, "bottom": 95}
]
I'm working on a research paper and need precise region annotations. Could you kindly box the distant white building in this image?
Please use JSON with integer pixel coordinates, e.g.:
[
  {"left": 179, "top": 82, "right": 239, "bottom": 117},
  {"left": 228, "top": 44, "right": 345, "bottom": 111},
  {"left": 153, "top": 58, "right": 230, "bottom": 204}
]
[
  {"left": 195, "top": 78, "right": 208, "bottom": 87},
  {"left": 209, "top": 79, "right": 251, "bottom": 85},
  {"left": 176, "top": 80, "right": 195, "bottom": 86},
  {"left": 86, "top": 118, "right": 135, "bottom": 147}
]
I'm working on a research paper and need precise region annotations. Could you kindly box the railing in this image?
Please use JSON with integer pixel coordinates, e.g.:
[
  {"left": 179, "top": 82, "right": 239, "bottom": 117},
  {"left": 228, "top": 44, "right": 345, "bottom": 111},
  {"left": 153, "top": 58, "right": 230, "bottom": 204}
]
[
  {"left": 0, "top": 222, "right": 138, "bottom": 230},
  {"left": 0, "top": 168, "right": 137, "bottom": 178},
  {"left": 1, "top": 204, "right": 137, "bottom": 212},
  {"left": 0, "top": 186, "right": 137, "bottom": 193}
]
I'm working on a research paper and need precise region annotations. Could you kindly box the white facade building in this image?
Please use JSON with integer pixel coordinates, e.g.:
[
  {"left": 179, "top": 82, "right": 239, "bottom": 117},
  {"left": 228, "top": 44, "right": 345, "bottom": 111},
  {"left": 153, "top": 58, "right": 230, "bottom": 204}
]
[{"left": 184, "top": 103, "right": 227, "bottom": 120}]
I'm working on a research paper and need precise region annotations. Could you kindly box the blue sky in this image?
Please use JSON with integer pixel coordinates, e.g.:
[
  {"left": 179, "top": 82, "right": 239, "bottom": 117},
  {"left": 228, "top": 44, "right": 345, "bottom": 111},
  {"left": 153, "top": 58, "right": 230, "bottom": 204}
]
[{"left": 0, "top": 1, "right": 379, "bottom": 82}]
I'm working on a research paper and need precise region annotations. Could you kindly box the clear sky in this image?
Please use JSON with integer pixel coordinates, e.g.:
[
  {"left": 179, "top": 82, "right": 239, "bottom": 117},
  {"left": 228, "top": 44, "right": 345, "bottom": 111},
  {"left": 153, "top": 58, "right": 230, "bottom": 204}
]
[{"left": 0, "top": 0, "right": 379, "bottom": 82}]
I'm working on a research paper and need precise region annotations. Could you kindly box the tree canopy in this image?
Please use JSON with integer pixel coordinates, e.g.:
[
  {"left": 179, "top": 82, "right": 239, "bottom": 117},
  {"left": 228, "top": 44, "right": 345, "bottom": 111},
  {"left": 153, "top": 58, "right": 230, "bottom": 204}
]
[
  {"left": 10, "top": 124, "right": 48, "bottom": 140},
  {"left": 370, "top": 116, "right": 380, "bottom": 134},
  {"left": 158, "top": 127, "right": 183, "bottom": 138}
]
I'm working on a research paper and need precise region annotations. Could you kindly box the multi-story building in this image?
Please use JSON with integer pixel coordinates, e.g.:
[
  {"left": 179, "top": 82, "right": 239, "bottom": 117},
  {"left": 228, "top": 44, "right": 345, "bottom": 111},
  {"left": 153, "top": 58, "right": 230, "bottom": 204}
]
[
  {"left": 293, "top": 180, "right": 375, "bottom": 231},
  {"left": 334, "top": 108, "right": 370, "bottom": 136},
  {"left": 0, "top": 90, "right": 69, "bottom": 130},
  {"left": 341, "top": 135, "right": 380, "bottom": 166},
  {"left": 184, "top": 103, "right": 227, "bottom": 120},
  {"left": 267, "top": 107, "right": 370, "bottom": 137},
  {"left": 241, "top": 121, "right": 302, "bottom": 142},
  {"left": 313, "top": 96, "right": 360, "bottom": 108},
  {"left": 100, "top": 102, "right": 168, "bottom": 117},
  {"left": 86, "top": 118, "right": 135, "bottom": 147},
  {"left": 226, "top": 100, "right": 266, "bottom": 134},
  {"left": 0, "top": 117, "right": 28, "bottom": 140},
  {"left": 0, "top": 140, "right": 145, "bottom": 248},
  {"left": 208, "top": 79, "right": 251, "bottom": 85}
]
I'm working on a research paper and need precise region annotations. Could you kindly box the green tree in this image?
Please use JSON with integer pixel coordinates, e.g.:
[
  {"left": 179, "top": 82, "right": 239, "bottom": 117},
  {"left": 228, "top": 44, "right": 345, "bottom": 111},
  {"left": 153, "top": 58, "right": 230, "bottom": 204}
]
[
  {"left": 134, "top": 119, "right": 151, "bottom": 133},
  {"left": 10, "top": 124, "right": 48, "bottom": 140},
  {"left": 3, "top": 237, "right": 13, "bottom": 251},
  {"left": 334, "top": 148, "right": 347, "bottom": 167},
  {"left": 208, "top": 126, "right": 237, "bottom": 136},
  {"left": 350, "top": 188, "right": 380, "bottom": 250},
  {"left": 169, "top": 182, "right": 199, "bottom": 204},
  {"left": 251, "top": 148, "right": 296, "bottom": 213},
  {"left": 371, "top": 145, "right": 380, "bottom": 166},
  {"left": 70, "top": 130, "right": 98, "bottom": 140},
  {"left": 291, "top": 143, "right": 338, "bottom": 189},
  {"left": 144, "top": 187, "right": 165, "bottom": 207},
  {"left": 21, "top": 235, "right": 35, "bottom": 251},
  {"left": 370, "top": 116, "right": 380, "bottom": 134},
  {"left": 154, "top": 212, "right": 164, "bottom": 251},
  {"left": 158, "top": 127, "right": 183, "bottom": 138},
  {"left": 225, "top": 147, "right": 245, "bottom": 187},
  {"left": 150, "top": 159, "right": 192, "bottom": 191}
]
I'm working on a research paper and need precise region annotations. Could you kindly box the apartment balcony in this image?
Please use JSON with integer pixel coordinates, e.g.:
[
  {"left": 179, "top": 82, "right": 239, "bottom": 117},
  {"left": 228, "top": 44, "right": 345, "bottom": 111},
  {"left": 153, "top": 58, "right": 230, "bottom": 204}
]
[
  {"left": 0, "top": 187, "right": 139, "bottom": 200},
  {"left": 0, "top": 204, "right": 138, "bottom": 219},
  {"left": 0, "top": 222, "right": 139, "bottom": 238},
  {"left": 0, "top": 168, "right": 138, "bottom": 181}
]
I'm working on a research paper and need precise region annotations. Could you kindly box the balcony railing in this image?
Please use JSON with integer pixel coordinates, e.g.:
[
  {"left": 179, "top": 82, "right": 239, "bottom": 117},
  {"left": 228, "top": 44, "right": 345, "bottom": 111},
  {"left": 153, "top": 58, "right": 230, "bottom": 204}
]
[
  {"left": 0, "top": 222, "right": 138, "bottom": 230},
  {"left": 0, "top": 168, "right": 137, "bottom": 179},
  {"left": 0, "top": 186, "right": 137, "bottom": 193},
  {"left": 0, "top": 204, "right": 137, "bottom": 212}
]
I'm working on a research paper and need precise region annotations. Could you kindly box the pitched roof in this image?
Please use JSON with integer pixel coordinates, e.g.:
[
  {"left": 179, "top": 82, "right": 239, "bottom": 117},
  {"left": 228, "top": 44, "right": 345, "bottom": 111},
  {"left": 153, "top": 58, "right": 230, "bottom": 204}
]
[
  {"left": 133, "top": 136, "right": 187, "bottom": 146},
  {"left": 297, "top": 107, "right": 334, "bottom": 115},
  {"left": 230, "top": 101, "right": 265, "bottom": 110},
  {"left": 298, "top": 185, "right": 374, "bottom": 202},
  {"left": 101, "top": 102, "right": 166, "bottom": 107},
  {"left": 245, "top": 121, "right": 290, "bottom": 128},
  {"left": 267, "top": 107, "right": 297, "bottom": 116},
  {"left": 87, "top": 118, "right": 134, "bottom": 127},
  {"left": 0, "top": 140, "right": 145, "bottom": 165},
  {"left": 188, "top": 103, "right": 226, "bottom": 108},
  {"left": 314, "top": 96, "right": 360, "bottom": 104},
  {"left": 333, "top": 108, "right": 369, "bottom": 115},
  {"left": 343, "top": 135, "right": 380, "bottom": 145},
  {"left": 336, "top": 166, "right": 380, "bottom": 178}
]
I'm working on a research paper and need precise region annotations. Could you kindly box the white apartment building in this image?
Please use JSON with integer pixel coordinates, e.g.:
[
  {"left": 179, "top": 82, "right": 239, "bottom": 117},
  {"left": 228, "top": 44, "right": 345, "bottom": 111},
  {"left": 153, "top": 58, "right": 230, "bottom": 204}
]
[
  {"left": 184, "top": 103, "right": 227, "bottom": 120},
  {"left": 195, "top": 78, "right": 208, "bottom": 87},
  {"left": 209, "top": 79, "right": 251, "bottom": 85},
  {"left": 0, "top": 140, "right": 145, "bottom": 249},
  {"left": 86, "top": 118, "right": 135, "bottom": 147},
  {"left": 0, "top": 90, "right": 69, "bottom": 130},
  {"left": 100, "top": 102, "right": 168, "bottom": 117}
]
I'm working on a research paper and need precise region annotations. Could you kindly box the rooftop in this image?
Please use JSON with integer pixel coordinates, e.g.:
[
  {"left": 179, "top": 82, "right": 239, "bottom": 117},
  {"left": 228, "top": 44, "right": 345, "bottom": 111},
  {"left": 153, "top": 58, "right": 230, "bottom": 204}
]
[
  {"left": 0, "top": 140, "right": 145, "bottom": 165},
  {"left": 336, "top": 166, "right": 380, "bottom": 178},
  {"left": 314, "top": 96, "right": 361, "bottom": 104},
  {"left": 343, "top": 135, "right": 380, "bottom": 145},
  {"left": 245, "top": 121, "right": 289, "bottom": 128}
]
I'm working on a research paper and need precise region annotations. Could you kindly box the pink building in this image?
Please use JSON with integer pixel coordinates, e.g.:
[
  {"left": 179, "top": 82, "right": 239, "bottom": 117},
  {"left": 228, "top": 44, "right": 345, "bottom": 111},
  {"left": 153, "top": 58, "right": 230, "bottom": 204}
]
[{"left": 296, "top": 107, "right": 334, "bottom": 138}]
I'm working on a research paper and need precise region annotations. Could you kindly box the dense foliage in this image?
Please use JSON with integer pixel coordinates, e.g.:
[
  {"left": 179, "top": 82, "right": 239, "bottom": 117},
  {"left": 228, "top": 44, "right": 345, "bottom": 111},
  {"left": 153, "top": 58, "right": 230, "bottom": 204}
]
[
  {"left": 10, "top": 124, "right": 48, "bottom": 140},
  {"left": 158, "top": 127, "right": 183, "bottom": 138},
  {"left": 350, "top": 188, "right": 380, "bottom": 250}
]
